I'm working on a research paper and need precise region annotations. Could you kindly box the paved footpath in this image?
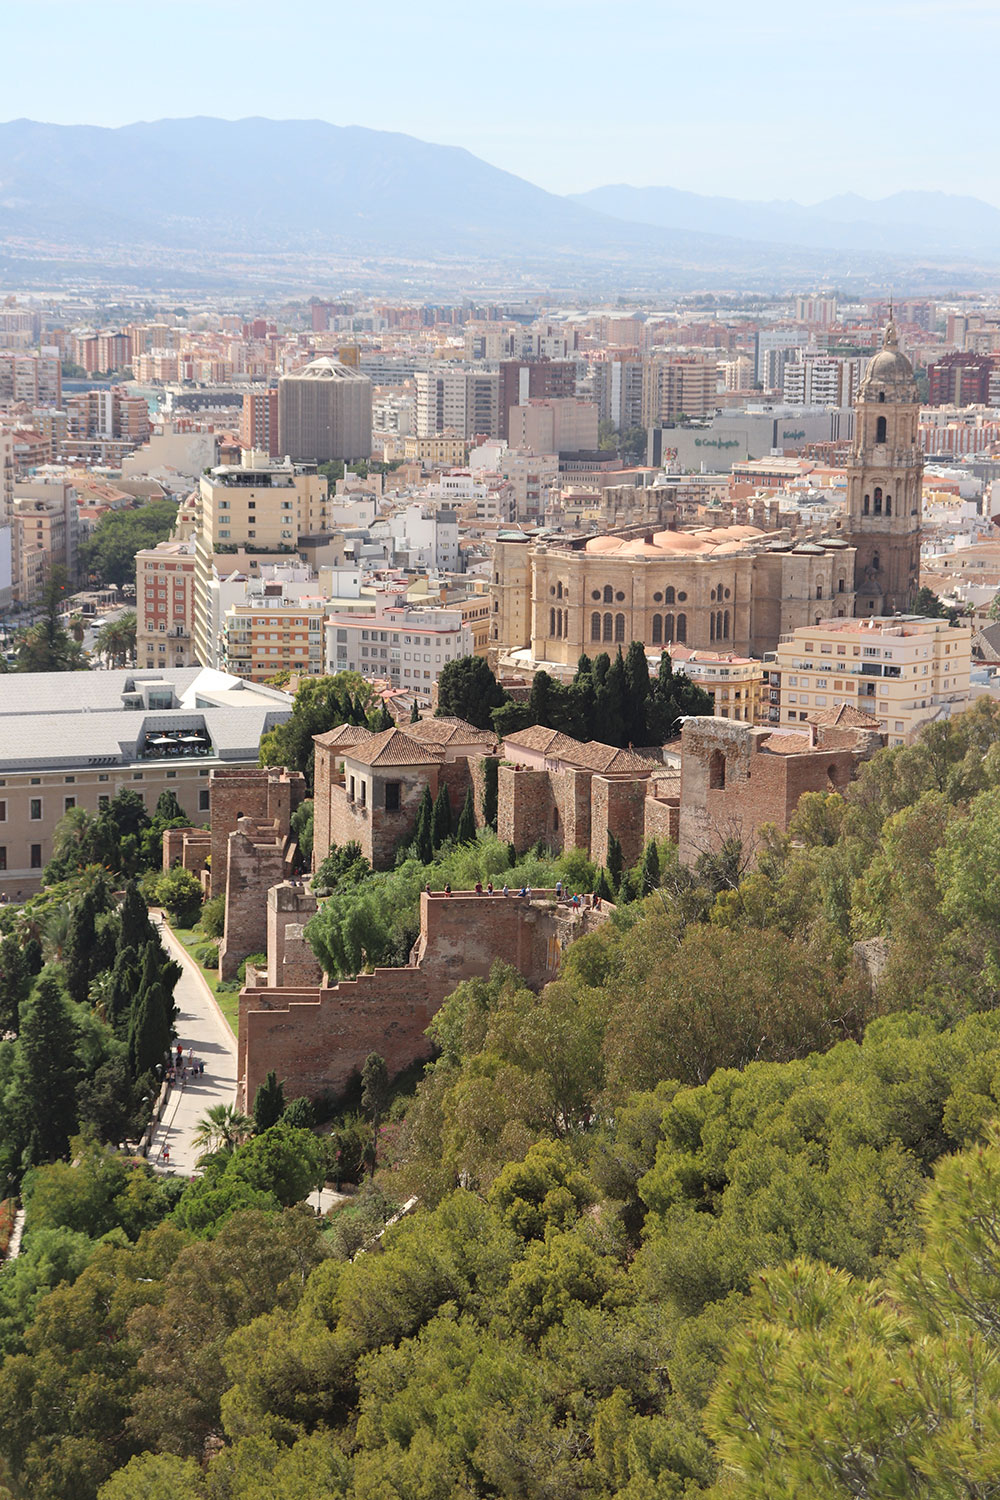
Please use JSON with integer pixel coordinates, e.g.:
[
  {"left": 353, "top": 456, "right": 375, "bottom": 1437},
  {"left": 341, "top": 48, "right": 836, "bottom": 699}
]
[{"left": 147, "top": 914, "right": 238, "bottom": 1179}]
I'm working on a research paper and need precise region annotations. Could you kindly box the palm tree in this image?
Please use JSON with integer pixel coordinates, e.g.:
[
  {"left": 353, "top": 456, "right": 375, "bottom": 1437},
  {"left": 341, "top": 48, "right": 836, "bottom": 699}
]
[
  {"left": 192, "top": 1102, "right": 253, "bottom": 1157},
  {"left": 41, "top": 902, "right": 73, "bottom": 962},
  {"left": 95, "top": 611, "right": 137, "bottom": 669},
  {"left": 68, "top": 614, "right": 86, "bottom": 644}
]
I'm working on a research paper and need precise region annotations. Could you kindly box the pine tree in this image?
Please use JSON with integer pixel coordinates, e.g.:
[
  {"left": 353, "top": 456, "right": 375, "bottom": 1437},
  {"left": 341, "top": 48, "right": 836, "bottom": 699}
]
[
  {"left": 13, "top": 973, "right": 80, "bottom": 1165},
  {"left": 0, "top": 936, "right": 28, "bottom": 1036},
  {"left": 431, "top": 784, "right": 452, "bottom": 849},
  {"left": 640, "top": 838, "right": 661, "bottom": 895},
  {"left": 456, "top": 786, "right": 476, "bottom": 844},
  {"left": 413, "top": 785, "right": 434, "bottom": 864},
  {"left": 253, "top": 1070, "right": 286, "bottom": 1132},
  {"left": 607, "top": 831, "right": 625, "bottom": 892}
]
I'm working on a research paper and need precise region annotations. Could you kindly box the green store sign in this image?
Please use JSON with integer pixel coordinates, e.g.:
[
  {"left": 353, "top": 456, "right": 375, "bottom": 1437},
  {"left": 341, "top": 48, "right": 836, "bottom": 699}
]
[
  {"left": 781, "top": 429, "right": 806, "bottom": 440},
  {"left": 694, "top": 437, "right": 741, "bottom": 449}
]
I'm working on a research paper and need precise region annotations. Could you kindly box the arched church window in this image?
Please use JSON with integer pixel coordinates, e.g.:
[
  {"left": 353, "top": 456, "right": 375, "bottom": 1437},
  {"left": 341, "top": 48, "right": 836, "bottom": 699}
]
[
  {"left": 710, "top": 613, "right": 715, "bottom": 642},
  {"left": 723, "top": 610, "right": 730, "bottom": 639},
  {"left": 603, "top": 585, "right": 613, "bottom": 604},
  {"left": 603, "top": 613, "right": 613, "bottom": 642},
  {"left": 676, "top": 614, "right": 687, "bottom": 643},
  {"left": 885, "top": 495, "right": 892, "bottom": 516},
  {"left": 863, "top": 494, "right": 870, "bottom": 515},
  {"left": 664, "top": 586, "right": 675, "bottom": 605},
  {"left": 816, "top": 583, "right": 823, "bottom": 599},
  {"left": 549, "top": 608, "right": 555, "bottom": 636},
  {"left": 614, "top": 613, "right": 625, "bottom": 642},
  {"left": 664, "top": 614, "right": 674, "bottom": 643},
  {"left": 591, "top": 612, "right": 601, "bottom": 642},
  {"left": 876, "top": 415, "right": 887, "bottom": 442},
  {"left": 872, "top": 552, "right": 881, "bottom": 572},
  {"left": 878, "top": 391, "right": 885, "bottom": 403},
  {"left": 652, "top": 615, "right": 662, "bottom": 644},
  {"left": 874, "top": 487, "right": 883, "bottom": 515}
]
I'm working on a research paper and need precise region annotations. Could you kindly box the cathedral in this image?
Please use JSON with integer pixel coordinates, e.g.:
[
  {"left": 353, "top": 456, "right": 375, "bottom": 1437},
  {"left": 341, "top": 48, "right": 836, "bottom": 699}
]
[
  {"left": 844, "top": 313, "right": 923, "bottom": 616},
  {"left": 490, "top": 320, "right": 923, "bottom": 667}
]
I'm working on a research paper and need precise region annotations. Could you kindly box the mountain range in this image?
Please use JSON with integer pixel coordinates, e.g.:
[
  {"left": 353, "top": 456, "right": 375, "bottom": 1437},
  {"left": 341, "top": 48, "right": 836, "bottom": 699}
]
[{"left": 0, "top": 116, "right": 998, "bottom": 289}]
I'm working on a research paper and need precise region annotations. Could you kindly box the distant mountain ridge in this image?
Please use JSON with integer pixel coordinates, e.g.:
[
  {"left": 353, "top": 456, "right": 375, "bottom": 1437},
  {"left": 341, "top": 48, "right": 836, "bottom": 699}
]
[
  {"left": 0, "top": 117, "right": 996, "bottom": 290},
  {"left": 568, "top": 183, "right": 1000, "bottom": 258}
]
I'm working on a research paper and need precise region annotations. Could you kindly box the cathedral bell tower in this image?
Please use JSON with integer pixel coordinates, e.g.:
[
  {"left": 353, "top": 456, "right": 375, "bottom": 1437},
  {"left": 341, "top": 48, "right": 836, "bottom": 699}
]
[{"left": 846, "top": 314, "right": 922, "bottom": 615}]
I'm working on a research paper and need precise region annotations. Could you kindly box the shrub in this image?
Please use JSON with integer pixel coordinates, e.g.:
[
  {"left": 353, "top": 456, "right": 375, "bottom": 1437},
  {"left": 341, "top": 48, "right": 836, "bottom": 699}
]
[{"left": 199, "top": 894, "right": 225, "bottom": 939}]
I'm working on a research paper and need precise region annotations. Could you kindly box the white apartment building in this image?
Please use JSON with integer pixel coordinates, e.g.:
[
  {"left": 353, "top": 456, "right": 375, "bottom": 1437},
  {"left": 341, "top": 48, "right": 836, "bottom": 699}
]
[
  {"left": 414, "top": 367, "right": 500, "bottom": 439},
  {"left": 326, "top": 601, "right": 472, "bottom": 695},
  {"left": 766, "top": 615, "right": 973, "bottom": 746},
  {"left": 387, "top": 502, "right": 460, "bottom": 571},
  {"left": 469, "top": 442, "right": 559, "bottom": 523},
  {"left": 783, "top": 354, "right": 865, "bottom": 408}
]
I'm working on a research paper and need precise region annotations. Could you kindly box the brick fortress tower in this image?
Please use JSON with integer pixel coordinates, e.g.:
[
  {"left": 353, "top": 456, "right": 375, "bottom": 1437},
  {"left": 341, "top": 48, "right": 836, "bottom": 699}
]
[{"left": 846, "top": 312, "right": 923, "bottom": 616}]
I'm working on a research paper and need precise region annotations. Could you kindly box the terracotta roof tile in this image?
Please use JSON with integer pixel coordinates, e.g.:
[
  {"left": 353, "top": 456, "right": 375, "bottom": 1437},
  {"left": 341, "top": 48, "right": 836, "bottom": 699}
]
[
  {"left": 761, "top": 732, "right": 815, "bottom": 755},
  {"left": 313, "top": 724, "right": 375, "bottom": 750},
  {"left": 406, "top": 716, "right": 496, "bottom": 747},
  {"left": 346, "top": 728, "right": 445, "bottom": 768},
  {"left": 502, "top": 726, "right": 564, "bottom": 752},
  {"left": 807, "top": 703, "right": 883, "bottom": 729}
]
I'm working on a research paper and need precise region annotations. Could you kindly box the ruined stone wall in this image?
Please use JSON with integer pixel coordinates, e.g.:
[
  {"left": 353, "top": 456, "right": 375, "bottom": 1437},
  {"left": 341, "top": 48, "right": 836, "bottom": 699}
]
[
  {"left": 644, "top": 794, "right": 680, "bottom": 846},
  {"left": 162, "top": 826, "right": 212, "bottom": 877},
  {"left": 266, "top": 882, "right": 323, "bottom": 988},
  {"left": 207, "top": 767, "right": 304, "bottom": 899},
  {"left": 218, "top": 823, "right": 288, "bottom": 979},
  {"left": 239, "top": 890, "right": 611, "bottom": 1107},
  {"left": 498, "top": 765, "right": 552, "bottom": 852},
  {"left": 677, "top": 718, "right": 861, "bottom": 867},
  {"left": 590, "top": 776, "right": 649, "bottom": 868}
]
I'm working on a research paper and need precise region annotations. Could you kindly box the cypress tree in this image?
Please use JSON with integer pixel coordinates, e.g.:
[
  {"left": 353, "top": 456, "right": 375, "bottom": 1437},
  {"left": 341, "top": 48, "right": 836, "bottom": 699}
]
[
  {"left": 456, "top": 786, "right": 476, "bottom": 844},
  {"left": 413, "top": 785, "right": 434, "bottom": 864},
  {"left": 607, "top": 832, "right": 625, "bottom": 892},
  {"left": 593, "top": 867, "right": 615, "bottom": 903},
  {"left": 482, "top": 757, "right": 499, "bottom": 831},
  {"left": 106, "top": 945, "right": 138, "bottom": 1033},
  {"left": 410, "top": 701, "right": 420, "bottom": 724},
  {"left": 253, "top": 1070, "right": 286, "bottom": 1132},
  {"left": 624, "top": 640, "right": 651, "bottom": 746},
  {"left": 13, "top": 973, "right": 80, "bottom": 1165},
  {"left": 372, "top": 704, "right": 394, "bottom": 732},
  {"left": 430, "top": 784, "right": 452, "bottom": 849},
  {"left": 0, "top": 936, "right": 27, "bottom": 1036},
  {"left": 119, "top": 879, "right": 155, "bottom": 953},
  {"left": 64, "top": 889, "right": 97, "bottom": 1005},
  {"left": 640, "top": 838, "right": 661, "bottom": 895},
  {"left": 596, "top": 649, "right": 627, "bottom": 747}
]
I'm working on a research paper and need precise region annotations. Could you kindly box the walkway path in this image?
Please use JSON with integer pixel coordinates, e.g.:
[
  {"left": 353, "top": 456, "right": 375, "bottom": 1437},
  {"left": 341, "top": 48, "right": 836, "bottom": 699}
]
[{"left": 147, "top": 914, "right": 238, "bottom": 1178}]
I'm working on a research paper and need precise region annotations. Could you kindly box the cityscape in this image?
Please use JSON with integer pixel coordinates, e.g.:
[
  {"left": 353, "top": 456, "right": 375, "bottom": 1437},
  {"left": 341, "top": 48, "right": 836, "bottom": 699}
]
[{"left": 3, "top": 1, "right": 1000, "bottom": 1496}]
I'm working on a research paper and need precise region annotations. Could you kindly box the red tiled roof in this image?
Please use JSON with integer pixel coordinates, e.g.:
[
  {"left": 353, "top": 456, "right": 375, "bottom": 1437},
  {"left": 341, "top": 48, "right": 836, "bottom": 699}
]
[
  {"left": 406, "top": 716, "right": 496, "bottom": 747},
  {"left": 313, "top": 724, "right": 374, "bottom": 750},
  {"left": 807, "top": 703, "right": 883, "bottom": 729},
  {"left": 346, "top": 728, "right": 445, "bottom": 768}
]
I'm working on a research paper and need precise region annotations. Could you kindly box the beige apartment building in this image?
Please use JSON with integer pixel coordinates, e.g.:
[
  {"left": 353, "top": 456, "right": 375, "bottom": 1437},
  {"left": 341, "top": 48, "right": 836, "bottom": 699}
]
[
  {"left": 136, "top": 539, "right": 197, "bottom": 670},
  {"left": 668, "top": 646, "right": 765, "bottom": 723},
  {"left": 403, "top": 434, "right": 470, "bottom": 468},
  {"left": 220, "top": 594, "right": 328, "bottom": 681},
  {"left": 766, "top": 615, "right": 972, "bottom": 746},
  {"left": 192, "top": 455, "right": 329, "bottom": 665},
  {"left": 641, "top": 354, "right": 719, "bottom": 426},
  {"left": 0, "top": 667, "right": 292, "bottom": 897}
]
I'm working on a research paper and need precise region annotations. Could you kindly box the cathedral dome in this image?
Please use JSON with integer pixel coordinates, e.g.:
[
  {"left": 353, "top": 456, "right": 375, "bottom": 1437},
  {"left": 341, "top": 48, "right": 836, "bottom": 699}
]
[{"left": 859, "top": 317, "right": 917, "bottom": 398}]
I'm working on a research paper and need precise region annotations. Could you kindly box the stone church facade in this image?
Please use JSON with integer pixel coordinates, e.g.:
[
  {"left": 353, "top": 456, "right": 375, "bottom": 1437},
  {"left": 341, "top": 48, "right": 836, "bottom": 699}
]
[{"left": 490, "top": 320, "right": 922, "bottom": 665}]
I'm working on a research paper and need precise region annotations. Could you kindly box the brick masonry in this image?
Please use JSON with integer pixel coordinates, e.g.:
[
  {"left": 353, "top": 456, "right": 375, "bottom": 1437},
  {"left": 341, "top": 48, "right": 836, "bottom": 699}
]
[
  {"left": 677, "top": 716, "right": 880, "bottom": 867},
  {"left": 238, "top": 889, "right": 611, "bottom": 1107}
]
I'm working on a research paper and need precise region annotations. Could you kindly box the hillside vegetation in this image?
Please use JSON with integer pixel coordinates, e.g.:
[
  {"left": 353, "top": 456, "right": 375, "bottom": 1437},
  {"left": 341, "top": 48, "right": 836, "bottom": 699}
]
[{"left": 6, "top": 701, "right": 1000, "bottom": 1497}]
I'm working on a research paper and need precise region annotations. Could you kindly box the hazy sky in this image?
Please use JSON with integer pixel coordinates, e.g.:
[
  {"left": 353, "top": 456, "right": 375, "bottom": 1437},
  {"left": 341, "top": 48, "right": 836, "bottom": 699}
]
[{"left": 5, "top": 0, "right": 998, "bottom": 203}]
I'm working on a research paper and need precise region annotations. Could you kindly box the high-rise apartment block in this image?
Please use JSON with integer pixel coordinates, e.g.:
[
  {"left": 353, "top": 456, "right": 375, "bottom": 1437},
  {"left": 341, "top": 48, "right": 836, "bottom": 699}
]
[
  {"left": 594, "top": 358, "right": 645, "bottom": 431},
  {"left": 414, "top": 368, "right": 500, "bottom": 440},
  {"left": 795, "top": 295, "right": 837, "bottom": 324},
  {"left": 0, "top": 351, "right": 62, "bottom": 407},
  {"left": 641, "top": 354, "right": 718, "bottom": 426},
  {"left": 241, "top": 387, "right": 279, "bottom": 457},
  {"left": 192, "top": 455, "right": 330, "bottom": 665},
  {"left": 137, "top": 540, "right": 197, "bottom": 670},
  {"left": 65, "top": 387, "right": 150, "bottom": 448},
  {"left": 927, "top": 352, "right": 994, "bottom": 406},
  {"left": 277, "top": 358, "right": 372, "bottom": 462},
  {"left": 498, "top": 360, "right": 576, "bottom": 439},
  {"left": 783, "top": 354, "right": 864, "bottom": 407}
]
